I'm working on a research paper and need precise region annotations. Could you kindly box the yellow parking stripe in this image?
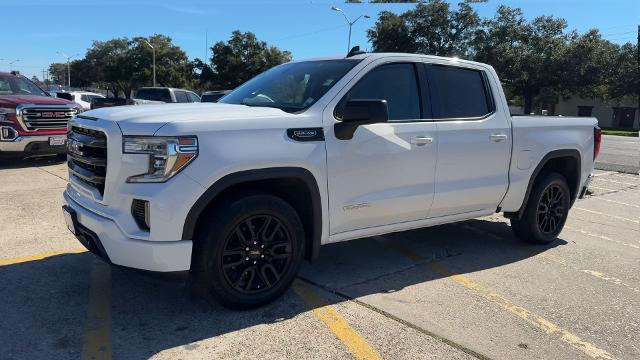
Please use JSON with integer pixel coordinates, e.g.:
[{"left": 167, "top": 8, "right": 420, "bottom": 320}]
[
  {"left": 82, "top": 260, "right": 112, "bottom": 360},
  {"left": 0, "top": 248, "right": 87, "bottom": 266},
  {"left": 293, "top": 280, "right": 382, "bottom": 360},
  {"left": 377, "top": 237, "right": 616, "bottom": 360}
]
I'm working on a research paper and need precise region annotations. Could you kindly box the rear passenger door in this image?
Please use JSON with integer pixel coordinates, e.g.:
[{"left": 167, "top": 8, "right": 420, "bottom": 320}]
[
  {"left": 325, "top": 61, "right": 438, "bottom": 235},
  {"left": 424, "top": 64, "right": 511, "bottom": 217}
]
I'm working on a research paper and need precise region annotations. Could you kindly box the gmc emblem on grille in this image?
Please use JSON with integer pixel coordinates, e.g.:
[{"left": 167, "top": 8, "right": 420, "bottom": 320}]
[
  {"left": 67, "top": 139, "right": 83, "bottom": 156},
  {"left": 41, "top": 111, "right": 68, "bottom": 118}
]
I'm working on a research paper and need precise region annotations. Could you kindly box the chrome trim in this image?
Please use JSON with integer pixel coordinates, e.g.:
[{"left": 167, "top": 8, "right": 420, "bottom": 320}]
[
  {"left": 0, "top": 134, "right": 66, "bottom": 152},
  {"left": 16, "top": 104, "right": 79, "bottom": 132}
]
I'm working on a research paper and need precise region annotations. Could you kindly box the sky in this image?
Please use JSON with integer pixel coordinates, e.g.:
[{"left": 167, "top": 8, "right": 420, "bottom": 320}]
[{"left": 1, "top": 0, "right": 638, "bottom": 79}]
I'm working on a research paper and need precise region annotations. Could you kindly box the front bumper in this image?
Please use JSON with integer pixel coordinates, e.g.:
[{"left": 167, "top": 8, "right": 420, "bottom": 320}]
[
  {"left": 63, "top": 190, "right": 193, "bottom": 272},
  {"left": 0, "top": 134, "right": 67, "bottom": 155}
]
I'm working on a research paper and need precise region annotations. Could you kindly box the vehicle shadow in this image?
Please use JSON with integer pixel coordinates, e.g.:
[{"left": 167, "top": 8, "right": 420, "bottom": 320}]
[
  {"left": 0, "top": 219, "right": 566, "bottom": 359},
  {"left": 0, "top": 155, "right": 66, "bottom": 170}
]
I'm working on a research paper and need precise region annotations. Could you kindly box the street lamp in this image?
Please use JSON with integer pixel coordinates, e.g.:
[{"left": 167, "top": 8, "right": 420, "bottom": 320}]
[
  {"left": 331, "top": 6, "right": 370, "bottom": 53},
  {"left": 9, "top": 59, "right": 20, "bottom": 71},
  {"left": 56, "top": 51, "right": 79, "bottom": 88},
  {"left": 140, "top": 39, "right": 156, "bottom": 87}
]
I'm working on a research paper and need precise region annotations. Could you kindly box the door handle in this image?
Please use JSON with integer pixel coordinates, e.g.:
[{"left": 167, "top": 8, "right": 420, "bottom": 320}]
[
  {"left": 410, "top": 136, "right": 433, "bottom": 146},
  {"left": 490, "top": 133, "right": 508, "bottom": 142}
]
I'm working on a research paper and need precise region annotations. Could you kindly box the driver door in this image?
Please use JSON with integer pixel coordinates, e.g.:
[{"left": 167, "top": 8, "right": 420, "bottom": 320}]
[{"left": 324, "top": 61, "right": 438, "bottom": 237}]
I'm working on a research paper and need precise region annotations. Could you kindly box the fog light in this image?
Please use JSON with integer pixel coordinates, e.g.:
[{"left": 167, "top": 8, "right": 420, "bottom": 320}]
[
  {"left": 131, "top": 199, "right": 150, "bottom": 231},
  {"left": 0, "top": 126, "right": 17, "bottom": 141}
]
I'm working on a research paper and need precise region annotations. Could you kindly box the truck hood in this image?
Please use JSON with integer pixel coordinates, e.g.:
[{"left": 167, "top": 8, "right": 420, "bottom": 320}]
[
  {"left": 83, "top": 103, "right": 298, "bottom": 135},
  {"left": 0, "top": 94, "right": 75, "bottom": 106}
]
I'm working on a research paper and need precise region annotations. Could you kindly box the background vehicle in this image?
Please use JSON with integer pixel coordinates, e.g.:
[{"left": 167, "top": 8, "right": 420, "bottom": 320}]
[
  {"left": 63, "top": 53, "right": 599, "bottom": 309},
  {"left": 201, "top": 90, "right": 231, "bottom": 103},
  {"left": 135, "top": 87, "right": 201, "bottom": 103},
  {"left": 90, "top": 97, "right": 163, "bottom": 109},
  {"left": 69, "top": 91, "right": 105, "bottom": 110},
  {"left": 0, "top": 71, "right": 81, "bottom": 158}
]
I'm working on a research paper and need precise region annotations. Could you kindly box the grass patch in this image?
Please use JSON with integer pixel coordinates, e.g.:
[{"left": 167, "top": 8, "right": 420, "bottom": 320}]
[{"left": 601, "top": 129, "right": 638, "bottom": 137}]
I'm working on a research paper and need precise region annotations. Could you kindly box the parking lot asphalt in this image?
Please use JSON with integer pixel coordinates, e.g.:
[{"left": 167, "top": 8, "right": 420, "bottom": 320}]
[
  {"left": 596, "top": 135, "right": 639, "bottom": 174},
  {"left": 0, "top": 158, "right": 638, "bottom": 360}
]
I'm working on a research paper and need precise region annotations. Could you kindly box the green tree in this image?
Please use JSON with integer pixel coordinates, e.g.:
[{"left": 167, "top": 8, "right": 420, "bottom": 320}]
[
  {"left": 130, "top": 34, "right": 191, "bottom": 90},
  {"left": 209, "top": 30, "right": 292, "bottom": 89},
  {"left": 607, "top": 42, "right": 639, "bottom": 103},
  {"left": 48, "top": 63, "right": 67, "bottom": 86},
  {"left": 473, "top": 6, "right": 570, "bottom": 113},
  {"left": 368, "top": 0, "right": 480, "bottom": 57}
]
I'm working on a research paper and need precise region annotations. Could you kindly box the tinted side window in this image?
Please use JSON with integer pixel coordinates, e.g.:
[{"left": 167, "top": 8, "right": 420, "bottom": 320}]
[
  {"left": 427, "top": 65, "right": 491, "bottom": 119},
  {"left": 187, "top": 92, "right": 200, "bottom": 102},
  {"left": 175, "top": 91, "right": 189, "bottom": 103},
  {"left": 340, "top": 63, "right": 420, "bottom": 121}
]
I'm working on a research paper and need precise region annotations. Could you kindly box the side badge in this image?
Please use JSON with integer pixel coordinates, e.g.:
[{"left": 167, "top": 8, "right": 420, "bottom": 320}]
[{"left": 287, "top": 128, "right": 325, "bottom": 142}]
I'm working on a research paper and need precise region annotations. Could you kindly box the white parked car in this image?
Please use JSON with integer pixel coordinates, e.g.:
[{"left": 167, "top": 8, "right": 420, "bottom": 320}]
[
  {"left": 62, "top": 52, "right": 600, "bottom": 309},
  {"left": 67, "top": 91, "right": 105, "bottom": 110}
]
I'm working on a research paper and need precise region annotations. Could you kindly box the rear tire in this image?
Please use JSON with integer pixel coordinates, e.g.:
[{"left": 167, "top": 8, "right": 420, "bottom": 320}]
[
  {"left": 191, "top": 194, "right": 305, "bottom": 309},
  {"left": 511, "top": 172, "right": 571, "bottom": 244}
]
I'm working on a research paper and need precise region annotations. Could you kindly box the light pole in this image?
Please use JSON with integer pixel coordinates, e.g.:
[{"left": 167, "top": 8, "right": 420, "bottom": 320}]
[
  {"left": 56, "top": 51, "right": 79, "bottom": 88},
  {"left": 331, "top": 6, "right": 370, "bottom": 53},
  {"left": 141, "top": 39, "right": 156, "bottom": 87}
]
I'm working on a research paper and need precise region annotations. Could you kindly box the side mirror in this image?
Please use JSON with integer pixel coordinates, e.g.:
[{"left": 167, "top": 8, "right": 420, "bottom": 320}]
[{"left": 335, "top": 99, "right": 389, "bottom": 140}]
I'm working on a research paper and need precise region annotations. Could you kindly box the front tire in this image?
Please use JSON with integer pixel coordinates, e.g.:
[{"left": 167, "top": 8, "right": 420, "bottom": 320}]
[
  {"left": 511, "top": 172, "right": 571, "bottom": 244},
  {"left": 191, "top": 194, "right": 305, "bottom": 309}
]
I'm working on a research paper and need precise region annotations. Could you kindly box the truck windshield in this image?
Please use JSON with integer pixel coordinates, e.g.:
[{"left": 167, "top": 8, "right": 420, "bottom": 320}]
[
  {"left": 0, "top": 75, "right": 47, "bottom": 96},
  {"left": 219, "top": 59, "right": 360, "bottom": 113}
]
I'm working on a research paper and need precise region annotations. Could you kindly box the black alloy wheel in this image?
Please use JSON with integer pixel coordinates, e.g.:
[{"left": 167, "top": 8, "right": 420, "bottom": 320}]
[
  {"left": 221, "top": 215, "right": 293, "bottom": 294},
  {"left": 510, "top": 172, "right": 571, "bottom": 244},
  {"left": 536, "top": 184, "right": 566, "bottom": 234},
  {"left": 191, "top": 194, "right": 305, "bottom": 309}
]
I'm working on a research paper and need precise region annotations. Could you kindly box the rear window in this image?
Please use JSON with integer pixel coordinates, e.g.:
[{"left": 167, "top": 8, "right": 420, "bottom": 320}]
[
  {"left": 175, "top": 91, "right": 189, "bottom": 103},
  {"left": 136, "top": 88, "right": 172, "bottom": 102},
  {"left": 201, "top": 93, "right": 226, "bottom": 103},
  {"left": 426, "top": 65, "right": 492, "bottom": 119}
]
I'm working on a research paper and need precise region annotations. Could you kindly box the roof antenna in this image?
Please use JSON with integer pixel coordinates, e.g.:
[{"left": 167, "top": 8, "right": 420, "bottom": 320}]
[{"left": 347, "top": 46, "right": 366, "bottom": 58}]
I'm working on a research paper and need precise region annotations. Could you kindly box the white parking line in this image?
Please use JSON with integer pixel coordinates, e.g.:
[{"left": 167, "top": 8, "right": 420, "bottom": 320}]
[
  {"left": 588, "top": 186, "right": 618, "bottom": 192},
  {"left": 594, "top": 178, "right": 638, "bottom": 187},
  {"left": 573, "top": 207, "right": 640, "bottom": 224},
  {"left": 590, "top": 197, "right": 640, "bottom": 209},
  {"left": 564, "top": 225, "right": 640, "bottom": 250}
]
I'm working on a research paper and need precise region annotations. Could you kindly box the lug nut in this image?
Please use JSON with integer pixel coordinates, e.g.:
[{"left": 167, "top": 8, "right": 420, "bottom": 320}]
[
  {"left": 245, "top": 247, "right": 249, "bottom": 251},
  {"left": 245, "top": 257, "right": 249, "bottom": 261},
  {"left": 261, "top": 255, "right": 264, "bottom": 258},
  {"left": 253, "top": 241, "right": 257, "bottom": 245},
  {"left": 261, "top": 245, "right": 265, "bottom": 248},
  {"left": 253, "top": 261, "right": 257, "bottom": 264}
]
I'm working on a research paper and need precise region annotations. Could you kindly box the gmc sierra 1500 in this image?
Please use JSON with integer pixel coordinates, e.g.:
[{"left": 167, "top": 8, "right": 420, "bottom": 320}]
[
  {"left": 0, "top": 71, "right": 81, "bottom": 157},
  {"left": 62, "top": 52, "right": 600, "bottom": 308}
]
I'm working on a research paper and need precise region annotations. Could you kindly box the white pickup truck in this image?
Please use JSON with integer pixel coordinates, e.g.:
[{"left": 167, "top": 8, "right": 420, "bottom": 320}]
[{"left": 62, "top": 52, "right": 601, "bottom": 308}]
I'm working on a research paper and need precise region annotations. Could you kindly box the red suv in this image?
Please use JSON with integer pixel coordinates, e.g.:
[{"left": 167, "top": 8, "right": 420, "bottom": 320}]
[{"left": 0, "top": 71, "right": 81, "bottom": 158}]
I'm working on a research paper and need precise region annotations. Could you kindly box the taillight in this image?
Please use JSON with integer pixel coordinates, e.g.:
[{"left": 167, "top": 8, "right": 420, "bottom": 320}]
[{"left": 594, "top": 126, "right": 602, "bottom": 160}]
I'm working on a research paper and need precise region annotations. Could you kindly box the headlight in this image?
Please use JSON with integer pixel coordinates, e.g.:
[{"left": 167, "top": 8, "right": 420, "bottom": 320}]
[
  {"left": 123, "top": 136, "right": 198, "bottom": 183},
  {"left": 0, "top": 107, "right": 16, "bottom": 123}
]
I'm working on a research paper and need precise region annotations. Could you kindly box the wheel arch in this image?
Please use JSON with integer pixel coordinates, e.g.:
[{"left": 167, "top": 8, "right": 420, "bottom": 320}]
[
  {"left": 182, "top": 167, "right": 323, "bottom": 261},
  {"left": 505, "top": 149, "right": 581, "bottom": 220}
]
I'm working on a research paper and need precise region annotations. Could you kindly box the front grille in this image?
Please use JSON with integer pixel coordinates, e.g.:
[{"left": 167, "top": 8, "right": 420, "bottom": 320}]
[
  {"left": 67, "top": 126, "right": 107, "bottom": 195},
  {"left": 21, "top": 107, "right": 79, "bottom": 130}
]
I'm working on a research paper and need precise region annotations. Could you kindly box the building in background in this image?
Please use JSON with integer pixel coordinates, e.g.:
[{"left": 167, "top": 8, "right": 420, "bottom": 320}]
[{"left": 556, "top": 96, "right": 639, "bottom": 130}]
